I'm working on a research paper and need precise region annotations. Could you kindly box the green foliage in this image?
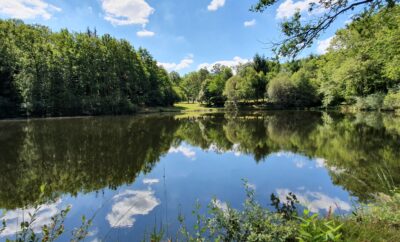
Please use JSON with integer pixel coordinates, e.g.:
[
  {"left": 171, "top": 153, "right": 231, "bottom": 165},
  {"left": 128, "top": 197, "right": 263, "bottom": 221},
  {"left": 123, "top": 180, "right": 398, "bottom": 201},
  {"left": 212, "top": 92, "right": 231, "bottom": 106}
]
[
  {"left": 251, "top": 0, "right": 398, "bottom": 57},
  {"left": 178, "top": 182, "right": 299, "bottom": 242},
  {"left": 270, "top": 192, "right": 298, "bottom": 220},
  {"left": 297, "top": 210, "right": 343, "bottom": 242},
  {"left": 198, "top": 66, "right": 232, "bottom": 106},
  {"left": 267, "top": 73, "right": 298, "bottom": 107},
  {"left": 316, "top": 7, "right": 400, "bottom": 107},
  {"left": 340, "top": 193, "right": 400, "bottom": 241},
  {"left": 0, "top": 20, "right": 178, "bottom": 118},
  {"left": 383, "top": 90, "right": 400, "bottom": 110},
  {"left": 354, "top": 93, "right": 385, "bottom": 111}
]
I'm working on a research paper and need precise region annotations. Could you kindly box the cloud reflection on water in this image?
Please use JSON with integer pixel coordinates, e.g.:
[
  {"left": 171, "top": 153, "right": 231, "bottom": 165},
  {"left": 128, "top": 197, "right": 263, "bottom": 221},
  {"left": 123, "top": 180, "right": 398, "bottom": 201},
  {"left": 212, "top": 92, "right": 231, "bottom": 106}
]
[
  {"left": 276, "top": 188, "right": 351, "bottom": 213},
  {"left": 106, "top": 189, "right": 160, "bottom": 228},
  {"left": 0, "top": 201, "right": 61, "bottom": 236}
]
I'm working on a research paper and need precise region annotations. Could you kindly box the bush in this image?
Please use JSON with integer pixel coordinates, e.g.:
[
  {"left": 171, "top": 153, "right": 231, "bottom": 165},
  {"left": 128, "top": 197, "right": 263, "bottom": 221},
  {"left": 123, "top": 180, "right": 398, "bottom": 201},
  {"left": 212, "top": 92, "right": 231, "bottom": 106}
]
[
  {"left": 267, "top": 72, "right": 320, "bottom": 107},
  {"left": 178, "top": 182, "right": 299, "bottom": 242},
  {"left": 267, "top": 73, "right": 297, "bottom": 107},
  {"left": 384, "top": 91, "right": 400, "bottom": 110},
  {"left": 355, "top": 93, "right": 385, "bottom": 110}
]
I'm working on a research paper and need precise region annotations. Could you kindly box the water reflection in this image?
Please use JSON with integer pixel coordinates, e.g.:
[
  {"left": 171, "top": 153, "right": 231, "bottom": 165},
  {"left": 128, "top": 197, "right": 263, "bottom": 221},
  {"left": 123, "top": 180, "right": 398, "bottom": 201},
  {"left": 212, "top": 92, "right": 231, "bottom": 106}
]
[
  {"left": 276, "top": 189, "right": 351, "bottom": 213},
  {"left": 0, "top": 111, "right": 399, "bottom": 210},
  {"left": 0, "top": 201, "right": 61, "bottom": 236},
  {"left": 106, "top": 188, "right": 160, "bottom": 228}
]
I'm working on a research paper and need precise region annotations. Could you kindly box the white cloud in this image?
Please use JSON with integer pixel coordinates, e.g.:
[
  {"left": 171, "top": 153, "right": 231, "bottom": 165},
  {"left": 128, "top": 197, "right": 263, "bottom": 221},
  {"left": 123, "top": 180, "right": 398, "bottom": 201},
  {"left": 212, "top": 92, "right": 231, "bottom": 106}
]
[
  {"left": 168, "top": 145, "right": 196, "bottom": 160},
  {"left": 276, "top": 189, "right": 351, "bottom": 213},
  {"left": 0, "top": 201, "right": 61, "bottom": 236},
  {"left": 106, "top": 189, "right": 160, "bottom": 228},
  {"left": 317, "top": 36, "right": 334, "bottom": 54},
  {"left": 198, "top": 56, "right": 250, "bottom": 72},
  {"left": 159, "top": 54, "right": 194, "bottom": 71},
  {"left": 276, "top": 0, "right": 324, "bottom": 19},
  {"left": 136, "top": 29, "right": 155, "bottom": 37},
  {"left": 143, "top": 178, "right": 159, "bottom": 185},
  {"left": 101, "top": 0, "right": 154, "bottom": 26},
  {"left": 0, "top": 0, "right": 61, "bottom": 20},
  {"left": 207, "top": 0, "right": 225, "bottom": 11},
  {"left": 244, "top": 19, "right": 256, "bottom": 27}
]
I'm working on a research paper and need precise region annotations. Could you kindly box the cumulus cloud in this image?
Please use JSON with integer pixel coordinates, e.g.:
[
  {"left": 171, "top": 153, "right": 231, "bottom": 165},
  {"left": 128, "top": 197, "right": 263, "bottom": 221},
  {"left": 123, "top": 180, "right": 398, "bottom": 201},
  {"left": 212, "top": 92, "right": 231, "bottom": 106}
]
[
  {"left": 276, "top": 0, "right": 324, "bottom": 19},
  {"left": 244, "top": 19, "right": 256, "bottom": 27},
  {"left": 158, "top": 55, "right": 194, "bottom": 71},
  {"left": 317, "top": 36, "right": 334, "bottom": 54},
  {"left": 136, "top": 29, "right": 155, "bottom": 37},
  {"left": 106, "top": 189, "right": 160, "bottom": 228},
  {"left": 197, "top": 56, "right": 249, "bottom": 72},
  {"left": 101, "top": 0, "right": 154, "bottom": 26},
  {"left": 276, "top": 188, "right": 351, "bottom": 213},
  {"left": 207, "top": 0, "right": 225, "bottom": 11},
  {"left": 0, "top": 0, "right": 61, "bottom": 20},
  {"left": 168, "top": 145, "right": 196, "bottom": 160},
  {"left": 0, "top": 201, "right": 61, "bottom": 236}
]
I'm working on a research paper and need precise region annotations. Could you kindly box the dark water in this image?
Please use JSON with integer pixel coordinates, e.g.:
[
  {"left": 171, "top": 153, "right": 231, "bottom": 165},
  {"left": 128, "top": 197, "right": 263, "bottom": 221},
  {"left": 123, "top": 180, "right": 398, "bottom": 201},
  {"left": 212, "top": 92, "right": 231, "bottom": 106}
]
[{"left": 0, "top": 111, "right": 399, "bottom": 241}]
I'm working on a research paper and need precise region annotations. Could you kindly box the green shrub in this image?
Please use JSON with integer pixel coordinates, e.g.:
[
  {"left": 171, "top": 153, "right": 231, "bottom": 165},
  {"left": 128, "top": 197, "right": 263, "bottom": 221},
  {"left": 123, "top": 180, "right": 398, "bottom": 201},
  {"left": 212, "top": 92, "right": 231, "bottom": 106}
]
[
  {"left": 178, "top": 182, "right": 299, "bottom": 242},
  {"left": 267, "top": 72, "right": 320, "bottom": 107},
  {"left": 384, "top": 91, "right": 400, "bottom": 110},
  {"left": 355, "top": 93, "right": 385, "bottom": 110},
  {"left": 297, "top": 210, "right": 343, "bottom": 242},
  {"left": 340, "top": 193, "right": 400, "bottom": 241},
  {"left": 267, "top": 73, "right": 297, "bottom": 107}
]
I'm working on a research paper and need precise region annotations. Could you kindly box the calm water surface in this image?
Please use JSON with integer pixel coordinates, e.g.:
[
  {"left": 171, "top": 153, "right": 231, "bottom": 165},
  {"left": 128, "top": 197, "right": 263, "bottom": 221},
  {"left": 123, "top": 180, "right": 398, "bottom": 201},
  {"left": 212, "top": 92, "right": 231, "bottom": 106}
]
[{"left": 0, "top": 111, "right": 399, "bottom": 241}]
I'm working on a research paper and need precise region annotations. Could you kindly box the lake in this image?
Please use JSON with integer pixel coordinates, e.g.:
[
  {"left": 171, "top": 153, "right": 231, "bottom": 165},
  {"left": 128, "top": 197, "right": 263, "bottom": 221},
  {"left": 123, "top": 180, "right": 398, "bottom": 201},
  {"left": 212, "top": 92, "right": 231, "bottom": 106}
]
[{"left": 0, "top": 111, "right": 399, "bottom": 241}]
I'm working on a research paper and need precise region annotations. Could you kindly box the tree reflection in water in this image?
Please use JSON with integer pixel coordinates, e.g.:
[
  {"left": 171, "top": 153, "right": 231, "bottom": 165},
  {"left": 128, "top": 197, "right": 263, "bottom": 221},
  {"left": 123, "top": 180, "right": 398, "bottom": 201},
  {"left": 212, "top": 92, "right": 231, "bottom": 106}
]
[{"left": 0, "top": 111, "right": 399, "bottom": 210}]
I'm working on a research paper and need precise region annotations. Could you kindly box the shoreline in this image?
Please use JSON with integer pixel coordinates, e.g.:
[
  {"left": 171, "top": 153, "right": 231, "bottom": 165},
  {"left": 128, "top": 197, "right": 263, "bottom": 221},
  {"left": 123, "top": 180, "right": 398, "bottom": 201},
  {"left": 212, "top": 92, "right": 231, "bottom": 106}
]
[{"left": 0, "top": 103, "right": 398, "bottom": 121}]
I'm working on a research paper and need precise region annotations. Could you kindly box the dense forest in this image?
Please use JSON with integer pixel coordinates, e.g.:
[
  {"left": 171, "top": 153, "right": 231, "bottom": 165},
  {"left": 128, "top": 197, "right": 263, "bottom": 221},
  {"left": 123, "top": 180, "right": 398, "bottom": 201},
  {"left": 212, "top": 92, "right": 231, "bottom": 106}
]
[
  {"left": 0, "top": 20, "right": 178, "bottom": 118},
  {"left": 0, "top": 6, "right": 399, "bottom": 118},
  {"left": 176, "top": 6, "right": 400, "bottom": 110}
]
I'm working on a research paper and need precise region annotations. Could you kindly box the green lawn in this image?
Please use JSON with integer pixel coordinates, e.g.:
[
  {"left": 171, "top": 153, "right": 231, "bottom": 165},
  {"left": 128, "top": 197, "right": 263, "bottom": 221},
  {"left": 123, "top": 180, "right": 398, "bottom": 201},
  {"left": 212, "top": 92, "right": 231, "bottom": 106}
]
[{"left": 173, "top": 102, "right": 221, "bottom": 112}]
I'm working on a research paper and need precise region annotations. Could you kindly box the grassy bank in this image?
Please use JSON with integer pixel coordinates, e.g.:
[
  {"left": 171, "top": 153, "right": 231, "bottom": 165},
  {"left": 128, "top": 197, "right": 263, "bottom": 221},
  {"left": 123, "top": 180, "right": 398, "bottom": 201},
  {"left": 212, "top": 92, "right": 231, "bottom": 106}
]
[{"left": 173, "top": 102, "right": 223, "bottom": 112}]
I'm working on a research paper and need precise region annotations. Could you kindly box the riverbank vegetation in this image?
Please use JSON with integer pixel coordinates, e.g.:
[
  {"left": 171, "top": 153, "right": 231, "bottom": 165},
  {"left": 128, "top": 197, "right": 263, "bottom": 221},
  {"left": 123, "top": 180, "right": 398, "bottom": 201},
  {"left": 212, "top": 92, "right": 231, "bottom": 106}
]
[
  {"left": 0, "top": 20, "right": 178, "bottom": 118},
  {"left": 172, "top": 184, "right": 400, "bottom": 242},
  {"left": 175, "top": 5, "right": 400, "bottom": 111},
  {"left": 1, "top": 6, "right": 399, "bottom": 119}
]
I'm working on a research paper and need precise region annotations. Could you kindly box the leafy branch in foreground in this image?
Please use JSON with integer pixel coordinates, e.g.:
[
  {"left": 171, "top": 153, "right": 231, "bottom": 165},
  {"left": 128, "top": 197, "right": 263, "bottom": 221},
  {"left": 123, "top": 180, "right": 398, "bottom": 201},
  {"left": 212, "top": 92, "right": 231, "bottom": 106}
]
[{"left": 251, "top": 0, "right": 399, "bottom": 57}]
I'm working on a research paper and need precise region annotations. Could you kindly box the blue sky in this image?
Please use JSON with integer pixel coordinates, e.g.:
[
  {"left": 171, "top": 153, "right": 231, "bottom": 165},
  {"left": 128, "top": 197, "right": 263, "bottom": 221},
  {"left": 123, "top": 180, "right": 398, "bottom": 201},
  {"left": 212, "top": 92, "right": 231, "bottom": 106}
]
[{"left": 0, "top": 0, "right": 353, "bottom": 74}]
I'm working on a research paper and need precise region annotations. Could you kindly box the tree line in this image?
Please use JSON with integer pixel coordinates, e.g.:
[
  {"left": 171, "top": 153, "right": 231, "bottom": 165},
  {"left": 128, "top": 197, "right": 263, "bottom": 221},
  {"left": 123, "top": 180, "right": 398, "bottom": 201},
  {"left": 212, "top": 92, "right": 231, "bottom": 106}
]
[
  {"left": 1, "top": 5, "right": 399, "bottom": 118},
  {"left": 175, "top": 6, "right": 400, "bottom": 110},
  {"left": 0, "top": 20, "right": 178, "bottom": 118}
]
